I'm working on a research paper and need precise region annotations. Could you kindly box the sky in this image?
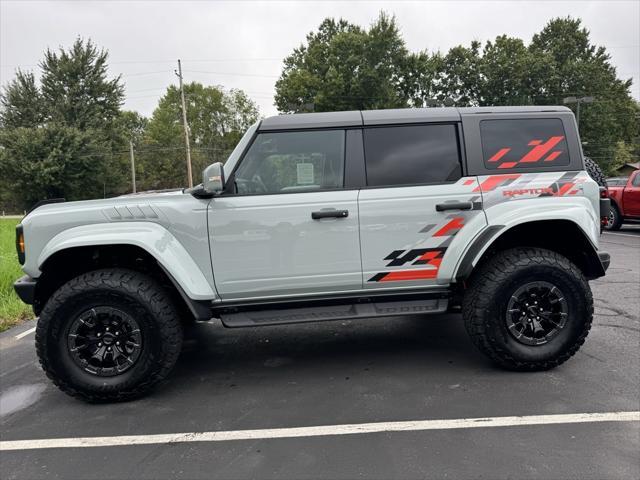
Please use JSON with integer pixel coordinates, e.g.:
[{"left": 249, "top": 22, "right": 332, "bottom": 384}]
[{"left": 1, "top": 0, "right": 639, "bottom": 118}]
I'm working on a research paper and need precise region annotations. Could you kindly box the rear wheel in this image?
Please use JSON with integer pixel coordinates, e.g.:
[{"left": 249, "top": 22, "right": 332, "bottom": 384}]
[
  {"left": 36, "top": 269, "right": 183, "bottom": 402},
  {"left": 462, "top": 248, "right": 593, "bottom": 370}
]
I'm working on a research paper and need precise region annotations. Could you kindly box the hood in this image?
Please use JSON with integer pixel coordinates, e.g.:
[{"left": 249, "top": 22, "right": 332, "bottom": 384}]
[{"left": 24, "top": 189, "right": 186, "bottom": 220}]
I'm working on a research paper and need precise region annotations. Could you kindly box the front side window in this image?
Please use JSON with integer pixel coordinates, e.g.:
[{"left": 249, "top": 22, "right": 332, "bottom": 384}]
[
  {"left": 481, "top": 118, "right": 570, "bottom": 170},
  {"left": 633, "top": 174, "right": 640, "bottom": 187},
  {"left": 363, "top": 124, "right": 461, "bottom": 187},
  {"left": 233, "top": 130, "right": 345, "bottom": 195}
]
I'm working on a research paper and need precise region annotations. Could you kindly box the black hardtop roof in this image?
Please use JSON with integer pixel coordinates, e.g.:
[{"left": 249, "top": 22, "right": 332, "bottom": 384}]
[{"left": 258, "top": 106, "right": 572, "bottom": 130}]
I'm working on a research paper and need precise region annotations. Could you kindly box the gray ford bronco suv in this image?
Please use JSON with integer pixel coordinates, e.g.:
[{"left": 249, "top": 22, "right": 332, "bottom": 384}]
[{"left": 14, "top": 106, "right": 611, "bottom": 402}]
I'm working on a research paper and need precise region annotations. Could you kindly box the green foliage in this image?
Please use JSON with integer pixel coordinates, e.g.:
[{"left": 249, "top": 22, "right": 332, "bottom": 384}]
[
  {"left": 479, "top": 36, "right": 550, "bottom": 106},
  {"left": 609, "top": 141, "right": 635, "bottom": 175},
  {"left": 39, "top": 38, "right": 124, "bottom": 129},
  {"left": 1, "top": 16, "right": 637, "bottom": 210},
  {"left": 275, "top": 13, "right": 413, "bottom": 112},
  {"left": 528, "top": 17, "right": 639, "bottom": 170},
  {"left": 276, "top": 15, "right": 639, "bottom": 172},
  {"left": 118, "top": 110, "right": 148, "bottom": 146},
  {"left": 0, "top": 218, "right": 31, "bottom": 330},
  {"left": 435, "top": 42, "right": 482, "bottom": 106},
  {"left": 0, "top": 124, "right": 113, "bottom": 205},
  {"left": 139, "top": 83, "right": 259, "bottom": 189},
  {"left": 0, "top": 38, "right": 128, "bottom": 210},
  {"left": 0, "top": 71, "right": 45, "bottom": 128}
]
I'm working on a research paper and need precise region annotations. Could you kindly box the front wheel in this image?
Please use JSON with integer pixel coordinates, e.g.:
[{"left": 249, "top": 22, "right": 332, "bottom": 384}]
[
  {"left": 462, "top": 248, "right": 593, "bottom": 371},
  {"left": 36, "top": 269, "right": 183, "bottom": 402},
  {"left": 604, "top": 203, "right": 623, "bottom": 231}
]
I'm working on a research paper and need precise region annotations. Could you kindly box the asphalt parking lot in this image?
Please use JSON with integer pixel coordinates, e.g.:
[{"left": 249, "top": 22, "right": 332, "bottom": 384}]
[{"left": 1, "top": 226, "right": 639, "bottom": 480}]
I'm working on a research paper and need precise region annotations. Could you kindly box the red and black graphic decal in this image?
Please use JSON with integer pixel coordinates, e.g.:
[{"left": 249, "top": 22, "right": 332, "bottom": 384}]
[
  {"left": 487, "top": 136, "right": 565, "bottom": 170},
  {"left": 368, "top": 215, "right": 466, "bottom": 283},
  {"left": 481, "top": 119, "right": 570, "bottom": 171},
  {"left": 477, "top": 171, "right": 585, "bottom": 198},
  {"left": 369, "top": 248, "right": 446, "bottom": 282},
  {"left": 433, "top": 216, "right": 465, "bottom": 236},
  {"left": 369, "top": 269, "right": 439, "bottom": 282},
  {"left": 473, "top": 174, "right": 521, "bottom": 192},
  {"left": 383, "top": 248, "right": 445, "bottom": 268}
]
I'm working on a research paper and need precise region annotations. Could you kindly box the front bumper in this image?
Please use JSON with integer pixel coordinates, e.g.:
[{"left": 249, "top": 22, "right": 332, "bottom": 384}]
[
  {"left": 14, "top": 275, "right": 36, "bottom": 305},
  {"left": 598, "top": 251, "right": 611, "bottom": 272}
]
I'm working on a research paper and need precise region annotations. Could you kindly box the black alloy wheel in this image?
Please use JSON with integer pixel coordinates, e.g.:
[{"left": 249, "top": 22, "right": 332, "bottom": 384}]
[
  {"left": 67, "top": 306, "right": 143, "bottom": 377},
  {"left": 505, "top": 281, "right": 568, "bottom": 346}
]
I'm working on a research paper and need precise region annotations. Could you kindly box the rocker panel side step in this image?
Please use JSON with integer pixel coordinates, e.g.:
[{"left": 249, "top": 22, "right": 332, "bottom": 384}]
[{"left": 220, "top": 298, "right": 448, "bottom": 328}]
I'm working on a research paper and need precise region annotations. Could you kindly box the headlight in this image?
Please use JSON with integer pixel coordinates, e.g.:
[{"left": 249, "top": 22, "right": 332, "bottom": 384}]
[{"left": 16, "top": 224, "right": 25, "bottom": 265}]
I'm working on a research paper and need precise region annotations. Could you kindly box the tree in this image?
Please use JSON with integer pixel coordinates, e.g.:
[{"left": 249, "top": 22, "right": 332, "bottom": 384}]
[
  {"left": 609, "top": 141, "right": 635, "bottom": 175},
  {"left": 277, "top": 13, "right": 638, "bottom": 173},
  {"left": 0, "top": 38, "right": 127, "bottom": 210},
  {"left": 39, "top": 39, "right": 124, "bottom": 129},
  {"left": 0, "top": 71, "right": 45, "bottom": 129},
  {"left": 275, "top": 13, "right": 417, "bottom": 113},
  {"left": 1, "top": 125, "right": 110, "bottom": 204},
  {"left": 434, "top": 42, "right": 482, "bottom": 106},
  {"left": 478, "top": 35, "right": 551, "bottom": 106},
  {"left": 528, "top": 18, "right": 639, "bottom": 168},
  {"left": 138, "top": 83, "right": 259, "bottom": 189}
]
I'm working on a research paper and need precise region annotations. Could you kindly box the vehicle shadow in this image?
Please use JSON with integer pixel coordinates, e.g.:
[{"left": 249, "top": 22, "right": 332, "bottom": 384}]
[{"left": 165, "top": 313, "right": 490, "bottom": 390}]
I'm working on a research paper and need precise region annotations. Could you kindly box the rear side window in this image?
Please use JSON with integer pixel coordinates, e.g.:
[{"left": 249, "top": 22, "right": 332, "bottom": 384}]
[
  {"left": 480, "top": 119, "right": 570, "bottom": 170},
  {"left": 633, "top": 174, "right": 640, "bottom": 187},
  {"left": 363, "top": 124, "right": 461, "bottom": 187}
]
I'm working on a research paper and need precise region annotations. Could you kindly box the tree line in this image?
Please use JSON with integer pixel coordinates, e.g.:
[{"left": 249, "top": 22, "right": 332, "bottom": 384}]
[
  {"left": 0, "top": 39, "right": 260, "bottom": 212},
  {"left": 276, "top": 14, "right": 639, "bottom": 173},
  {"left": 1, "top": 14, "right": 638, "bottom": 212}
]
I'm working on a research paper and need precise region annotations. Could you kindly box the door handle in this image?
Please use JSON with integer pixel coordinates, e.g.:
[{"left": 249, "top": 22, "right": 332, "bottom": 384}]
[
  {"left": 435, "top": 201, "right": 474, "bottom": 212},
  {"left": 311, "top": 209, "right": 349, "bottom": 220}
]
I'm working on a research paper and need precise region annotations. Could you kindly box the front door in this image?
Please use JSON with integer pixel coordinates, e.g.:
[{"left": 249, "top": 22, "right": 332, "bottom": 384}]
[
  {"left": 625, "top": 172, "right": 640, "bottom": 217},
  {"left": 358, "top": 123, "right": 486, "bottom": 288},
  {"left": 209, "top": 129, "right": 361, "bottom": 300}
]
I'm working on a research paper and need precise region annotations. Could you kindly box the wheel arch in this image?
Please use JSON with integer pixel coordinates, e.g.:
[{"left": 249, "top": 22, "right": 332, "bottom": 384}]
[
  {"left": 455, "top": 219, "right": 606, "bottom": 283},
  {"left": 608, "top": 196, "right": 621, "bottom": 213},
  {"left": 33, "top": 223, "right": 216, "bottom": 319}
]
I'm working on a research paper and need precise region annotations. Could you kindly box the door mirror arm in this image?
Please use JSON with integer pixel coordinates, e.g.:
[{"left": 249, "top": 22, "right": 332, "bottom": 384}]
[{"left": 184, "top": 184, "right": 215, "bottom": 199}]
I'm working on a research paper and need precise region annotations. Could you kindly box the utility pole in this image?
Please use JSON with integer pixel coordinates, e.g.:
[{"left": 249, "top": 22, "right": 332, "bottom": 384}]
[
  {"left": 129, "top": 139, "right": 137, "bottom": 193},
  {"left": 563, "top": 96, "right": 595, "bottom": 130},
  {"left": 175, "top": 59, "right": 193, "bottom": 187}
]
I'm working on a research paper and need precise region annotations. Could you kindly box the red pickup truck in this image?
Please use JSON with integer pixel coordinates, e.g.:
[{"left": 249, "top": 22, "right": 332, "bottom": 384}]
[{"left": 606, "top": 170, "right": 640, "bottom": 230}]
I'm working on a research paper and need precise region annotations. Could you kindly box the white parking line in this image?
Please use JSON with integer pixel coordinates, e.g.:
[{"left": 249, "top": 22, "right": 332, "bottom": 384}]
[
  {"left": 14, "top": 327, "right": 36, "bottom": 340},
  {"left": 1, "top": 411, "right": 638, "bottom": 452},
  {"left": 603, "top": 232, "right": 640, "bottom": 239}
]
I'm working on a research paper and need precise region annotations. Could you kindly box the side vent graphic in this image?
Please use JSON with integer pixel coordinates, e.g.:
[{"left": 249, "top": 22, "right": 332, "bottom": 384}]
[{"left": 103, "top": 204, "right": 159, "bottom": 221}]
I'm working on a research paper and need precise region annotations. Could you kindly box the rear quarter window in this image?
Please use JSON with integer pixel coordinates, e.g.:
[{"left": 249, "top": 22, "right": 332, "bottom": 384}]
[
  {"left": 480, "top": 118, "right": 570, "bottom": 170},
  {"left": 363, "top": 124, "right": 461, "bottom": 187}
]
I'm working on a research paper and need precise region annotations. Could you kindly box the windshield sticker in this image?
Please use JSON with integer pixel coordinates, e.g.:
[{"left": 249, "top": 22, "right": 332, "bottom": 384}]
[{"left": 297, "top": 163, "right": 314, "bottom": 184}]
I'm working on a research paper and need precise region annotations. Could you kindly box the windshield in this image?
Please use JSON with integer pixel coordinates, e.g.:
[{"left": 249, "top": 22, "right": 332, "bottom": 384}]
[{"left": 222, "top": 121, "right": 259, "bottom": 177}]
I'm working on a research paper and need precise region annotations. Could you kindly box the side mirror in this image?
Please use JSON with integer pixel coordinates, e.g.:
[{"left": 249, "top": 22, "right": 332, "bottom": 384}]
[{"left": 202, "top": 162, "right": 225, "bottom": 194}]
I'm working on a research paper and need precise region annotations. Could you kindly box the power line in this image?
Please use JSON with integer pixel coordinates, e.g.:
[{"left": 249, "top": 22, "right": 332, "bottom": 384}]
[
  {"left": 0, "top": 58, "right": 284, "bottom": 68},
  {"left": 184, "top": 70, "right": 279, "bottom": 78}
]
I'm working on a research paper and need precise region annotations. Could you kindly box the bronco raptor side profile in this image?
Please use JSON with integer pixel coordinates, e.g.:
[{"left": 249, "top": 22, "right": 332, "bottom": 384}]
[{"left": 14, "top": 106, "right": 611, "bottom": 402}]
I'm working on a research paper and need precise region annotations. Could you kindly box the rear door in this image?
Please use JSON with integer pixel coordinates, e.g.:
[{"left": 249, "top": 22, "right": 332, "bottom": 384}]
[
  {"left": 358, "top": 123, "right": 487, "bottom": 288},
  {"left": 209, "top": 128, "right": 362, "bottom": 300}
]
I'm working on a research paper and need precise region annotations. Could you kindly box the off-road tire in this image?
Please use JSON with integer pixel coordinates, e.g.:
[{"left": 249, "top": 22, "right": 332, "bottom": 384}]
[
  {"left": 584, "top": 156, "right": 607, "bottom": 187},
  {"left": 462, "top": 247, "right": 593, "bottom": 371},
  {"left": 36, "top": 269, "right": 183, "bottom": 402},
  {"left": 604, "top": 202, "right": 623, "bottom": 231}
]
